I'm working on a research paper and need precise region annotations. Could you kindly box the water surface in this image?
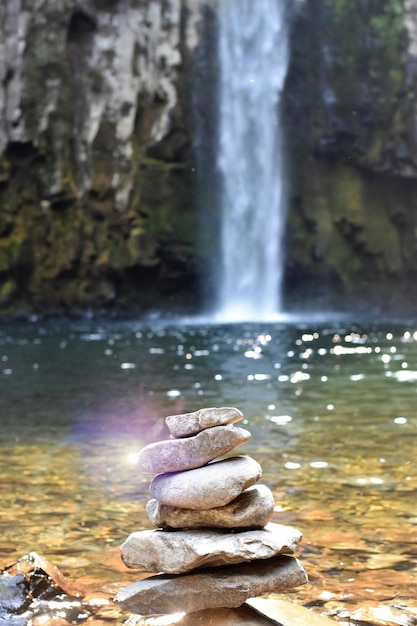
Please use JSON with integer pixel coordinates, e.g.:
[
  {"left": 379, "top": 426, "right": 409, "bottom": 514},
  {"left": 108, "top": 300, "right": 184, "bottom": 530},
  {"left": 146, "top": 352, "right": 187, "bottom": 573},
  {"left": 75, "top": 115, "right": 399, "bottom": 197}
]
[{"left": 1, "top": 317, "right": 416, "bottom": 623}]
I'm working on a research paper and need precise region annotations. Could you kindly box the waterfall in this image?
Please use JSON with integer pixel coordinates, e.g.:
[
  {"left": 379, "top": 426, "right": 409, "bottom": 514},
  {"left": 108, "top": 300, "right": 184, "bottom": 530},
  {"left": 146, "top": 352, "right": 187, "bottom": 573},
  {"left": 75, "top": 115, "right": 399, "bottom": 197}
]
[{"left": 215, "top": 0, "right": 289, "bottom": 322}]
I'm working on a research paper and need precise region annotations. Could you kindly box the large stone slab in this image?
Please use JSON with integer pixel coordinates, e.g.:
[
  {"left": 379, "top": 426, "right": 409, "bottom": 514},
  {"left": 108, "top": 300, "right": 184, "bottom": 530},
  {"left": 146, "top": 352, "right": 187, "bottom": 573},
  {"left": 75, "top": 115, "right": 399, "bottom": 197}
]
[
  {"left": 120, "top": 522, "right": 302, "bottom": 574},
  {"left": 146, "top": 484, "right": 275, "bottom": 530},
  {"left": 165, "top": 407, "right": 243, "bottom": 438},
  {"left": 138, "top": 424, "right": 251, "bottom": 474},
  {"left": 149, "top": 456, "right": 262, "bottom": 509},
  {"left": 179, "top": 605, "right": 274, "bottom": 626},
  {"left": 115, "top": 555, "right": 308, "bottom": 615},
  {"left": 247, "top": 597, "right": 340, "bottom": 625}
]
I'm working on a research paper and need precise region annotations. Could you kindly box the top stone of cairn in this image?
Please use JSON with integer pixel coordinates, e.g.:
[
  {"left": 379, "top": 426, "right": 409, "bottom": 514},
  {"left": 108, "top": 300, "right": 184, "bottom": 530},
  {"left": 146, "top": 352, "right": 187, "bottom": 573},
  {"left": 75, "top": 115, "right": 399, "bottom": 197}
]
[{"left": 165, "top": 406, "right": 243, "bottom": 438}]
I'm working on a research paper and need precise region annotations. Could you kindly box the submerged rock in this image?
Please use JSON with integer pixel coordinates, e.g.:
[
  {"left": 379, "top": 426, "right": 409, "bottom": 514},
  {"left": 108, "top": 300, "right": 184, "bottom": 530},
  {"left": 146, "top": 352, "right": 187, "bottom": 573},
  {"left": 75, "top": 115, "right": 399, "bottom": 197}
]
[
  {"left": 138, "top": 424, "right": 251, "bottom": 474},
  {"left": 149, "top": 455, "right": 262, "bottom": 509},
  {"left": 0, "top": 552, "right": 86, "bottom": 624},
  {"left": 120, "top": 522, "right": 303, "bottom": 574},
  {"left": 165, "top": 407, "right": 243, "bottom": 438},
  {"left": 115, "top": 555, "right": 308, "bottom": 615},
  {"left": 0, "top": 573, "right": 28, "bottom": 614},
  {"left": 146, "top": 484, "right": 275, "bottom": 530}
]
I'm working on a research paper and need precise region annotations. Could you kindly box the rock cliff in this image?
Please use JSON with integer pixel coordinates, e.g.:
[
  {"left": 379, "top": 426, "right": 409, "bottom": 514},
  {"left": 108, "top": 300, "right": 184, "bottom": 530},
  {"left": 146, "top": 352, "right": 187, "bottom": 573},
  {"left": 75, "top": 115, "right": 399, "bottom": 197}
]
[
  {"left": 0, "top": 0, "right": 201, "bottom": 316},
  {"left": 283, "top": 0, "right": 417, "bottom": 314}
]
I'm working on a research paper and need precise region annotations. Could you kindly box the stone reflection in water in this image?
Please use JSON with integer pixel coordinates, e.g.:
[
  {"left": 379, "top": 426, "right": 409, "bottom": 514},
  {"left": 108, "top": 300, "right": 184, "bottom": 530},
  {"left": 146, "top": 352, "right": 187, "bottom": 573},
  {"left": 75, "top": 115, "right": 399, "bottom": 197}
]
[{"left": 115, "top": 407, "right": 308, "bottom": 616}]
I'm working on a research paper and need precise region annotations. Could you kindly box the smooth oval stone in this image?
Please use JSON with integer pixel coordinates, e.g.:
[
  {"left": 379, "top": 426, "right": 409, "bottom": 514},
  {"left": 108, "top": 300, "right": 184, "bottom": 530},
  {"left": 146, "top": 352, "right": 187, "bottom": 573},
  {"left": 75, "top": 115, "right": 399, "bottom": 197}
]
[
  {"left": 115, "top": 555, "right": 308, "bottom": 615},
  {"left": 146, "top": 484, "right": 275, "bottom": 529},
  {"left": 120, "top": 522, "right": 303, "bottom": 573},
  {"left": 149, "top": 455, "right": 262, "bottom": 509},
  {"left": 138, "top": 424, "right": 251, "bottom": 474},
  {"left": 165, "top": 406, "right": 243, "bottom": 438}
]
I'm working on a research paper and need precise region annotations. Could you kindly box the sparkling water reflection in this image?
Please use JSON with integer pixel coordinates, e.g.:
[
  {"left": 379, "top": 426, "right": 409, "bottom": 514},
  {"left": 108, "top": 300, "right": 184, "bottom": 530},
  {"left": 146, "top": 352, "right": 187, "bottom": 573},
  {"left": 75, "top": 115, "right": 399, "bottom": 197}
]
[{"left": 0, "top": 318, "right": 416, "bottom": 622}]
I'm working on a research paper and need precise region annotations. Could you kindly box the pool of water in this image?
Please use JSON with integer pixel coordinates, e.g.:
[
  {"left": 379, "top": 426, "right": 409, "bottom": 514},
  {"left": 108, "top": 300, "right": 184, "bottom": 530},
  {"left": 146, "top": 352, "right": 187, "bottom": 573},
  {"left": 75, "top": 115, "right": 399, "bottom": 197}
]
[{"left": 1, "top": 316, "right": 416, "bottom": 624}]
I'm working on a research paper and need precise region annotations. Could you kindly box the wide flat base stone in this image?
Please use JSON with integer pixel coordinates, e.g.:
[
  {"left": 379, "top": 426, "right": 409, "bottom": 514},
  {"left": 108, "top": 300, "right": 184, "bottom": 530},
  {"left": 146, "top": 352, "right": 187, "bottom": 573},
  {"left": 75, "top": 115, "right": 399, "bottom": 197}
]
[
  {"left": 138, "top": 424, "right": 251, "bottom": 474},
  {"left": 177, "top": 604, "right": 275, "bottom": 625},
  {"left": 146, "top": 484, "right": 275, "bottom": 530},
  {"left": 123, "top": 598, "right": 336, "bottom": 626},
  {"left": 121, "top": 522, "right": 303, "bottom": 574},
  {"left": 115, "top": 555, "right": 308, "bottom": 616},
  {"left": 150, "top": 455, "right": 262, "bottom": 509}
]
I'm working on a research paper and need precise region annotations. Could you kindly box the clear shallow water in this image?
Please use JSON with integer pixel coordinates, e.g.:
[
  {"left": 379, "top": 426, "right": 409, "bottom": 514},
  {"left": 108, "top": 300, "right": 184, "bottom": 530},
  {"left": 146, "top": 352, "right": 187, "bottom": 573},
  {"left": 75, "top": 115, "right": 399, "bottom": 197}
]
[{"left": 0, "top": 317, "right": 416, "bottom": 623}]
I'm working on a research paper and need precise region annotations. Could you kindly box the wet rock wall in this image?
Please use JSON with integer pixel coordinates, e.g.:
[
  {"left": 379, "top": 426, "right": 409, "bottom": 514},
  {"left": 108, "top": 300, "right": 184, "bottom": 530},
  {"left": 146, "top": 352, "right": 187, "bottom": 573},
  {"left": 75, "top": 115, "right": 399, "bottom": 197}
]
[
  {"left": 0, "top": 0, "right": 201, "bottom": 316},
  {"left": 283, "top": 0, "right": 417, "bottom": 314}
]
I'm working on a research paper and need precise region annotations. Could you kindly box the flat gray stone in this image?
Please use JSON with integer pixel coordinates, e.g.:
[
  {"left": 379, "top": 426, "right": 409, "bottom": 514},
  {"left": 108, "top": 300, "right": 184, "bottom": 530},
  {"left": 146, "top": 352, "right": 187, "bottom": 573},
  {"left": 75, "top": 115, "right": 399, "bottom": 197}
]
[
  {"left": 149, "top": 455, "right": 262, "bottom": 509},
  {"left": 165, "top": 407, "right": 243, "bottom": 438},
  {"left": 247, "top": 597, "right": 340, "bottom": 626},
  {"left": 115, "top": 555, "right": 308, "bottom": 615},
  {"left": 138, "top": 424, "right": 251, "bottom": 475},
  {"left": 146, "top": 484, "right": 275, "bottom": 530},
  {"left": 120, "top": 522, "right": 303, "bottom": 574}
]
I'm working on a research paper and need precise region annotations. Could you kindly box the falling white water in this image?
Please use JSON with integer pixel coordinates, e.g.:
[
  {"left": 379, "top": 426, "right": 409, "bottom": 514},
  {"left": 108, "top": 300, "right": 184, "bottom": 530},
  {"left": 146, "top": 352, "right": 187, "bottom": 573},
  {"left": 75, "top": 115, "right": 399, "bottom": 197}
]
[{"left": 215, "top": 0, "right": 289, "bottom": 322}]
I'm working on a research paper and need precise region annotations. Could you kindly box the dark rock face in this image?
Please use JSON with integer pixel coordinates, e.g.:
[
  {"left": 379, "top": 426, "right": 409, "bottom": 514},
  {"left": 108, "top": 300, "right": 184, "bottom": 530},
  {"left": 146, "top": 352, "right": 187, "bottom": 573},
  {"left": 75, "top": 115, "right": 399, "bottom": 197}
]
[
  {"left": 282, "top": 0, "right": 417, "bottom": 315},
  {"left": 0, "top": 0, "right": 200, "bottom": 316}
]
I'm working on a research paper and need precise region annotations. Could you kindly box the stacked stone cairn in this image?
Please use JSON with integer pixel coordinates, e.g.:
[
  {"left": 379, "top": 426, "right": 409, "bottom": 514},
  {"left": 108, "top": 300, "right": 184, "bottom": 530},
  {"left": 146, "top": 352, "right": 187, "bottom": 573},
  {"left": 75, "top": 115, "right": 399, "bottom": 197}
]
[{"left": 115, "top": 407, "right": 308, "bottom": 616}]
